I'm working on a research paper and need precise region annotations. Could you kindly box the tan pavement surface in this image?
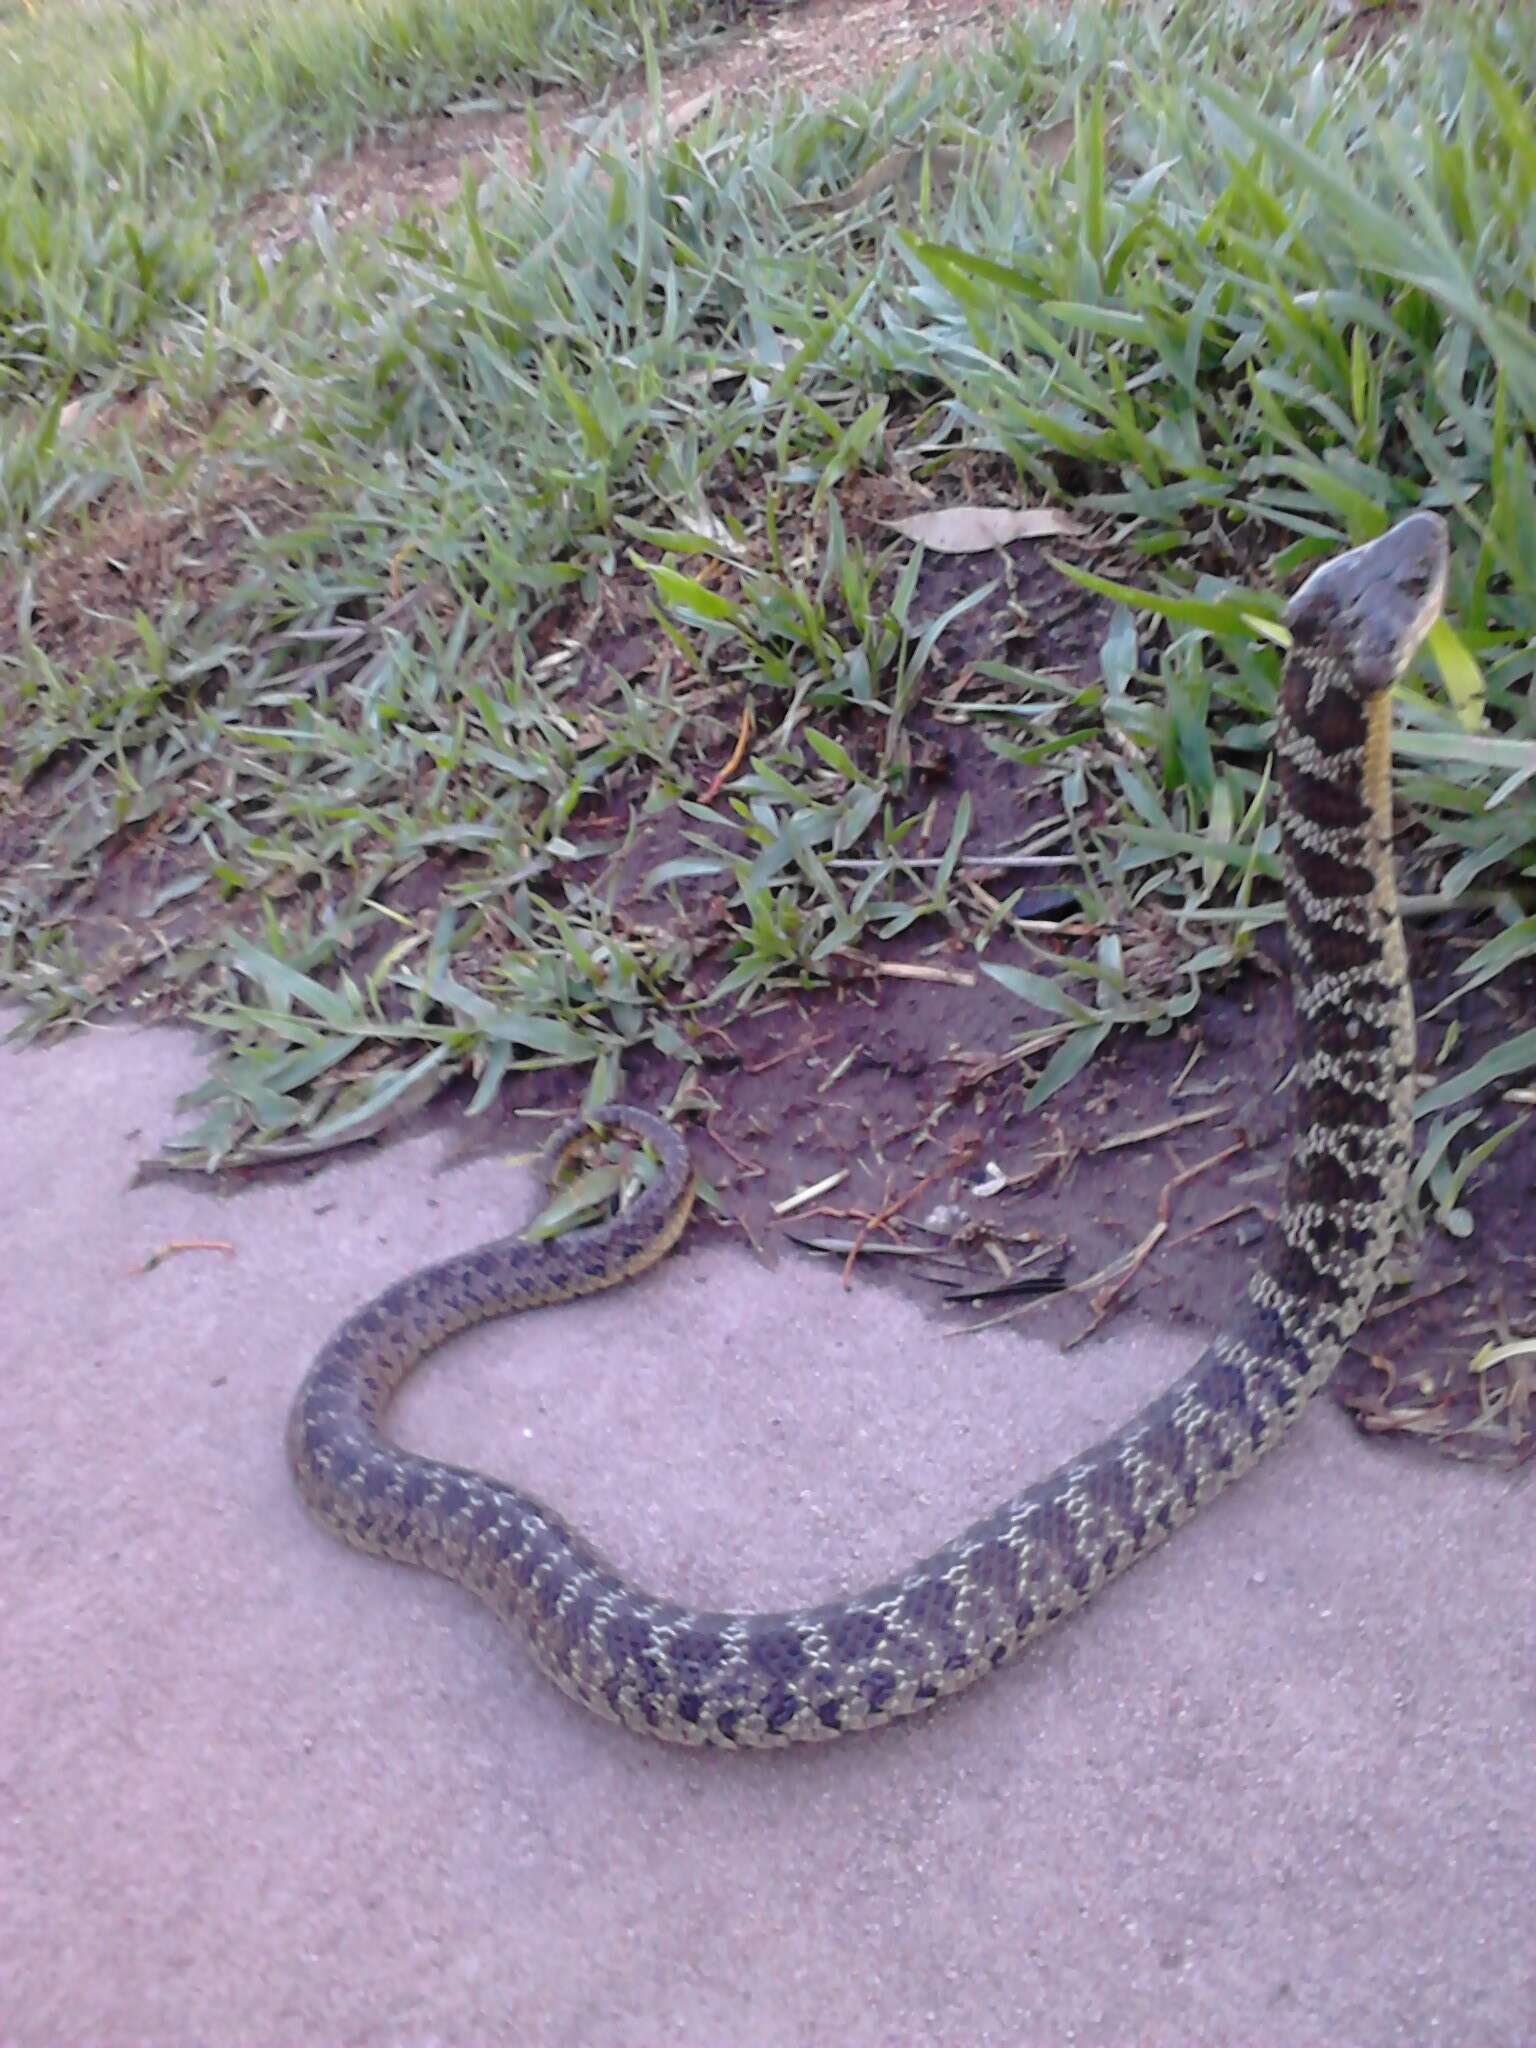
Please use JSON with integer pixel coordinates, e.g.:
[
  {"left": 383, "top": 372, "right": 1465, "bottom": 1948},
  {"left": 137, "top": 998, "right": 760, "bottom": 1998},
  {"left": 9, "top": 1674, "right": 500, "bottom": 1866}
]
[{"left": 2, "top": 1018, "right": 1531, "bottom": 2047}]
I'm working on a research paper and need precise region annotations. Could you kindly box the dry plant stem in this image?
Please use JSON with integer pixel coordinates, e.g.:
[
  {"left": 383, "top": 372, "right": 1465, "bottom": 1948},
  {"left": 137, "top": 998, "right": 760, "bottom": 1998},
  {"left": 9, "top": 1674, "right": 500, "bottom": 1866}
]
[
  {"left": 704, "top": 1116, "right": 762, "bottom": 1177},
  {"left": 962, "top": 1137, "right": 1252, "bottom": 1339},
  {"left": 862, "top": 959, "right": 978, "bottom": 989},
  {"left": 838, "top": 1158, "right": 970, "bottom": 1287},
  {"left": 1091, "top": 1106, "right": 1228, "bottom": 1153},
  {"left": 1159, "top": 1201, "right": 1268, "bottom": 1256},
  {"left": 1361, "top": 1271, "right": 1471, "bottom": 1324},
  {"left": 1077, "top": 1140, "right": 1246, "bottom": 1337},
  {"left": 701, "top": 700, "right": 753, "bottom": 804},
  {"left": 133, "top": 1238, "right": 237, "bottom": 1274}
]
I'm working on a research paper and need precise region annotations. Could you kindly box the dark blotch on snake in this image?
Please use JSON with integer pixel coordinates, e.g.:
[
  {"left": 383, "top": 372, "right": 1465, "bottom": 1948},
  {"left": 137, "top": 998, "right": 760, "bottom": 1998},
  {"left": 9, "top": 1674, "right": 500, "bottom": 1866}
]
[{"left": 750, "top": 1626, "right": 809, "bottom": 1681}]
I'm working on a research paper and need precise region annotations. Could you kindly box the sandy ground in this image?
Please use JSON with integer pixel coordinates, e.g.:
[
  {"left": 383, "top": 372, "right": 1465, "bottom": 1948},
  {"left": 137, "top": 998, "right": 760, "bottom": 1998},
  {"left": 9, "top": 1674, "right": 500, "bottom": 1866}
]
[{"left": 2, "top": 1017, "right": 1531, "bottom": 2047}]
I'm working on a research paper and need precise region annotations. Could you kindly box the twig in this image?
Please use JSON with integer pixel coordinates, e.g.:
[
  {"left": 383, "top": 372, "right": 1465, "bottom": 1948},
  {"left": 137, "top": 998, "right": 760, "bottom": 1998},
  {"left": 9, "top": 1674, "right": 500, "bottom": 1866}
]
[
  {"left": 1077, "top": 1140, "right": 1245, "bottom": 1337},
  {"left": 942, "top": 1247, "right": 1069, "bottom": 1306},
  {"left": 824, "top": 853, "right": 1081, "bottom": 872},
  {"left": 784, "top": 1235, "right": 938, "bottom": 1260},
  {"left": 960, "top": 1142, "right": 1248, "bottom": 1340},
  {"left": 1160, "top": 1201, "right": 1267, "bottom": 1254},
  {"left": 1092, "top": 1105, "right": 1229, "bottom": 1153},
  {"left": 859, "top": 958, "right": 978, "bottom": 989},
  {"left": 704, "top": 1117, "right": 763, "bottom": 1178},
  {"left": 771, "top": 1168, "right": 848, "bottom": 1217},
  {"left": 743, "top": 1043, "right": 804, "bottom": 1075},
  {"left": 1362, "top": 1270, "right": 1470, "bottom": 1324},
  {"left": 840, "top": 1160, "right": 965, "bottom": 1288}
]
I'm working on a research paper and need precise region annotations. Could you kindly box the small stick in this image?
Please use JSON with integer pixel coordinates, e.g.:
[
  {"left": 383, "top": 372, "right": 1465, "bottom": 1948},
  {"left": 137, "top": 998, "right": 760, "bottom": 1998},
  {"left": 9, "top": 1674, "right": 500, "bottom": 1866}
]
[
  {"left": 752, "top": 1028, "right": 834, "bottom": 1080},
  {"left": 704, "top": 1117, "right": 763, "bottom": 1178},
  {"left": 1091, "top": 1105, "right": 1228, "bottom": 1153},
  {"left": 1077, "top": 1140, "right": 1245, "bottom": 1337},
  {"left": 771, "top": 1168, "right": 849, "bottom": 1217},
  {"left": 785, "top": 1236, "right": 940, "bottom": 1260},
  {"left": 840, "top": 1161, "right": 962, "bottom": 1288},
  {"left": 942, "top": 1248, "right": 1069, "bottom": 1306},
  {"left": 1160, "top": 1201, "right": 1267, "bottom": 1254},
  {"left": 864, "top": 960, "right": 977, "bottom": 989},
  {"left": 825, "top": 853, "right": 1081, "bottom": 872},
  {"left": 956, "top": 1143, "right": 1248, "bottom": 1339},
  {"left": 1362, "top": 1271, "right": 1470, "bottom": 1324}
]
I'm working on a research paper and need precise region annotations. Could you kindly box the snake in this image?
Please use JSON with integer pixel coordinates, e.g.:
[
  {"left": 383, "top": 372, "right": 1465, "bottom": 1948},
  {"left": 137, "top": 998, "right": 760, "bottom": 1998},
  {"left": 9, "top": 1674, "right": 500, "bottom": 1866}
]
[{"left": 287, "top": 510, "right": 1449, "bottom": 1749}]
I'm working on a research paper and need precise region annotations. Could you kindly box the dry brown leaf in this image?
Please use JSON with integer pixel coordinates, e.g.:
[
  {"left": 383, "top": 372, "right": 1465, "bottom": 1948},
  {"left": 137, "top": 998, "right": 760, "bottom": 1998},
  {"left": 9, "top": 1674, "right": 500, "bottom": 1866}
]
[
  {"left": 793, "top": 142, "right": 975, "bottom": 216},
  {"left": 791, "top": 116, "right": 1100, "bottom": 220},
  {"left": 641, "top": 88, "right": 717, "bottom": 149},
  {"left": 1027, "top": 116, "right": 1079, "bottom": 168},
  {"left": 1028, "top": 114, "right": 1121, "bottom": 170},
  {"left": 887, "top": 505, "right": 1084, "bottom": 552}
]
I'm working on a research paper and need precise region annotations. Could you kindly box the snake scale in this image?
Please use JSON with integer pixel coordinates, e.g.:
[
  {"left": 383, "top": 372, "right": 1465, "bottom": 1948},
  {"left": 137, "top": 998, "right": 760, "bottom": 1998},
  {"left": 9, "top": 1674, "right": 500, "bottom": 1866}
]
[{"left": 288, "top": 511, "right": 1449, "bottom": 1749}]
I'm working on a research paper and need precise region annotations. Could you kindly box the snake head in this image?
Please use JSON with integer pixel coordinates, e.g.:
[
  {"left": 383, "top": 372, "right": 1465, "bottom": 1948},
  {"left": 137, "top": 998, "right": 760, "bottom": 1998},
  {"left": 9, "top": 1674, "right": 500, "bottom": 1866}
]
[{"left": 1284, "top": 510, "right": 1449, "bottom": 693}]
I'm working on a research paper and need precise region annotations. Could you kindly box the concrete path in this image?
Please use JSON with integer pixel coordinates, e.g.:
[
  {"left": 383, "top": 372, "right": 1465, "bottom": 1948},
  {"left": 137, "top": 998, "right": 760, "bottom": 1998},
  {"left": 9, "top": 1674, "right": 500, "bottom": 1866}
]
[{"left": 2, "top": 1020, "right": 1530, "bottom": 2047}]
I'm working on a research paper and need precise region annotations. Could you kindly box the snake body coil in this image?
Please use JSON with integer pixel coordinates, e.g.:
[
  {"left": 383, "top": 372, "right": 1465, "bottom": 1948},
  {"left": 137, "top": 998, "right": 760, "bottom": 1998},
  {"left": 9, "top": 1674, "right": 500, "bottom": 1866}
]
[{"left": 288, "top": 513, "right": 1449, "bottom": 1748}]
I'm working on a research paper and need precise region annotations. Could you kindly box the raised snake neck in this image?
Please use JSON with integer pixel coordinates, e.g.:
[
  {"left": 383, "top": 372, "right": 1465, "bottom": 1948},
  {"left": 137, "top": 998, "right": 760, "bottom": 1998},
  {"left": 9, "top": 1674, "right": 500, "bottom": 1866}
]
[{"left": 287, "top": 512, "right": 1448, "bottom": 1748}]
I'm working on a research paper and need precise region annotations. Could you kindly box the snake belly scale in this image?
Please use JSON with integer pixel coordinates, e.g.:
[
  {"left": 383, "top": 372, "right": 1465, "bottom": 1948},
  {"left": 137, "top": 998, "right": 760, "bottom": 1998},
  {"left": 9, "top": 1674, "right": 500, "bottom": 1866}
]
[{"left": 287, "top": 512, "right": 1449, "bottom": 1749}]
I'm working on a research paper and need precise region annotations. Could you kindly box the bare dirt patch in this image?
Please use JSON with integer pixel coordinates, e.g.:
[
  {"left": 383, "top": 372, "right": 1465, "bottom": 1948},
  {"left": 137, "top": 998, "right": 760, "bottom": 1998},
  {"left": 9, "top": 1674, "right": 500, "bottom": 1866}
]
[
  {"left": 4, "top": 455, "right": 1527, "bottom": 1474},
  {"left": 241, "top": 0, "right": 1429, "bottom": 256},
  {"left": 0, "top": 456, "right": 313, "bottom": 1003},
  {"left": 0, "top": 467, "right": 301, "bottom": 695}
]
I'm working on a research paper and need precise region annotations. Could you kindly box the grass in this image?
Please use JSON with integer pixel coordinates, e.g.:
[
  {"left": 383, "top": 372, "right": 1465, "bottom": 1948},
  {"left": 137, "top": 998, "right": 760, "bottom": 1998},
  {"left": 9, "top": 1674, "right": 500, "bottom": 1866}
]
[
  {"left": 0, "top": 0, "right": 722, "bottom": 392},
  {"left": 0, "top": 0, "right": 1533, "bottom": 1268}
]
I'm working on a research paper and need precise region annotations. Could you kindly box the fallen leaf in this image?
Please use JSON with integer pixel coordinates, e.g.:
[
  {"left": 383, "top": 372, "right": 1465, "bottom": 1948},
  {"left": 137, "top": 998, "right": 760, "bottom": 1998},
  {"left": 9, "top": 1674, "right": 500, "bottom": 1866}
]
[
  {"left": 888, "top": 505, "right": 1085, "bottom": 551},
  {"left": 1028, "top": 116, "right": 1079, "bottom": 168},
  {"left": 1027, "top": 114, "right": 1121, "bottom": 170},
  {"left": 639, "top": 88, "right": 716, "bottom": 149},
  {"left": 793, "top": 142, "right": 976, "bottom": 216}
]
